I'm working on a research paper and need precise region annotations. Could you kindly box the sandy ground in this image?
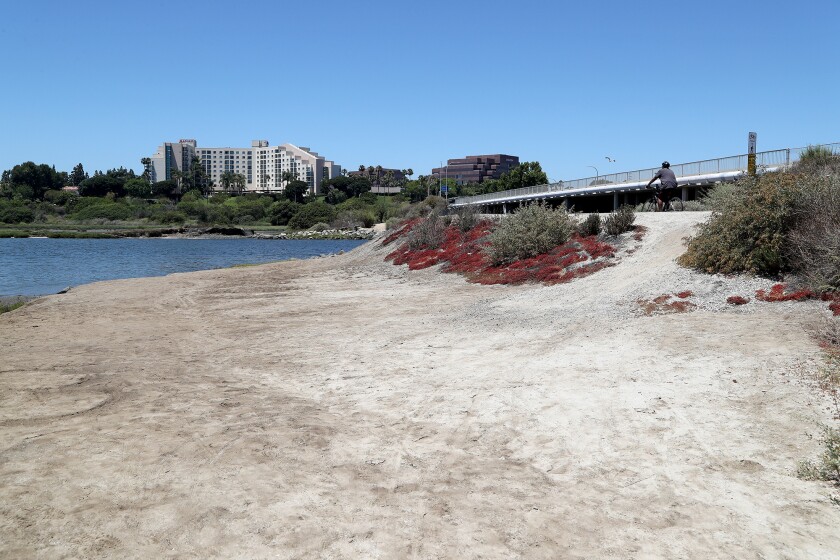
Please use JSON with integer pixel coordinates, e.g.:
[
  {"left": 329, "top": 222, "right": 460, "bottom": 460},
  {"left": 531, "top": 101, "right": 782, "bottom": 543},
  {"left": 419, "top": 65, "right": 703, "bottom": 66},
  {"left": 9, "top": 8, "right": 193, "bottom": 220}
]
[{"left": 2, "top": 212, "right": 839, "bottom": 559}]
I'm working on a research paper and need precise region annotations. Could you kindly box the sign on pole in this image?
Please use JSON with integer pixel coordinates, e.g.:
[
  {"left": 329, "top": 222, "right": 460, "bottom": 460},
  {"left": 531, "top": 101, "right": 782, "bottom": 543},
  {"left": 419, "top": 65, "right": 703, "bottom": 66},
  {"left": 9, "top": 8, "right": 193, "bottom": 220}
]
[{"left": 748, "top": 132, "right": 757, "bottom": 176}]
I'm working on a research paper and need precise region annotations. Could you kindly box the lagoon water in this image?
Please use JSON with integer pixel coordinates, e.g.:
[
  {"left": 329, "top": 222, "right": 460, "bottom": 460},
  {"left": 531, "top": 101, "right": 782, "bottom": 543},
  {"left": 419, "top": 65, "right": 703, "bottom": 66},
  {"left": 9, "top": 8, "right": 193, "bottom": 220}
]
[{"left": 0, "top": 237, "right": 368, "bottom": 297}]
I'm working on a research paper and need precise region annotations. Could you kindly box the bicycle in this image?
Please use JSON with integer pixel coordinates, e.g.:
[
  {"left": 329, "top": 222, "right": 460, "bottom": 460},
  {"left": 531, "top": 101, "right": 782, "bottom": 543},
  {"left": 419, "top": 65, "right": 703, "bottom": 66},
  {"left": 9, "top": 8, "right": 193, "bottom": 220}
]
[{"left": 640, "top": 187, "right": 684, "bottom": 212}]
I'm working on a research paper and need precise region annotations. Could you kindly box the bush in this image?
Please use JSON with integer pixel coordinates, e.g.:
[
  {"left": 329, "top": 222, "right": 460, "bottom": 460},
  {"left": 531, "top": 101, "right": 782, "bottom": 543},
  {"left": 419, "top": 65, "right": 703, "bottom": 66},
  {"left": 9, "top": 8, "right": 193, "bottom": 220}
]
[
  {"left": 43, "top": 189, "right": 78, "bottom": 206},
  {"left": 69, "top": 200, "right": 132, "bottom": 221},
  {"left": 797, "top": 424, "right": 840, "bottom": 484},
  {"left": 578, "top": 212, "right": 602, "bottom": 236},
  {"left": 269, "top": 200, "right": 302, "bottom": 226},
  {"left": 787, "top": 174, "right": 840, "bottom": 291},
  {"left": 333, "top": 209, "right": 375, "bottom": 229},
  {"left": 454, "top": 204, "right": 481, "bottom": 232},
  {"left": 309, "top": 222, "right": 330, "bottom": 232},
  {"left": 486, "top": 203, "right": 575, "bottom": 265},
  {"left": 407, "top": 211, "right": 447, "bottom": 250},
  {"left": 795, "top": 145, "right": 840, "bottom": 176},
  {"left": 0, "top": 201, "right": 34, "bottom": 224},
  {"left": 679, "top": 173, "right": 799, "bottom": 275},
  {"left": 603, "top": 205, "right": 636, "bottom": 236},
  {"left": 288, "top": 202, "right": 337, "bottom": 230}
]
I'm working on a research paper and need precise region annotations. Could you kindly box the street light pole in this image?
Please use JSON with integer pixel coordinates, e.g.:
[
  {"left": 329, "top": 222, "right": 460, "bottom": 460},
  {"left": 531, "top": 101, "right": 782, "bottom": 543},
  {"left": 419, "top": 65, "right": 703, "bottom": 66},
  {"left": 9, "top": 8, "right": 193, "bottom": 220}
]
[{"left": 587, "top": 165, "right": 599, "bottom": 184}]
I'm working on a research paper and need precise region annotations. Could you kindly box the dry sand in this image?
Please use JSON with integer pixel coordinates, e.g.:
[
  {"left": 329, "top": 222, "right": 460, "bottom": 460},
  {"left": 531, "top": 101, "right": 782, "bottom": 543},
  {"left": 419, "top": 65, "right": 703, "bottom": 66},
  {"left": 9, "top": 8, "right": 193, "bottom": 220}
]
[{"left": 2, "top": 212, "right": 839, "bottom": 559}]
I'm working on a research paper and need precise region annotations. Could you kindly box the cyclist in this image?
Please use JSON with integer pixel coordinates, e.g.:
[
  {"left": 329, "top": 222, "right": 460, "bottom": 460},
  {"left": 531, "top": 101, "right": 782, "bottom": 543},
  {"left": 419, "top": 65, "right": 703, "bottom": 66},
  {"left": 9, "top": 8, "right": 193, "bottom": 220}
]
[{"left": 646, "top": 161, "right": 678, "bottom": 211}]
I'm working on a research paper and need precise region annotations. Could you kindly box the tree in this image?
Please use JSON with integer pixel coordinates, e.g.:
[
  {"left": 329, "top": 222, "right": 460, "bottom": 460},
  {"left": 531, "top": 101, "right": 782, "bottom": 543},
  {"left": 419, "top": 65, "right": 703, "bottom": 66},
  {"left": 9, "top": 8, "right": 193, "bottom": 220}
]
[
  {"left": 76, "top": 167, "right": 135, "bottom": 198},
  {"left": 8, "top": 162, "right": 66, "bottom": 200},
  {"left": 284, "top": 180, "right": 309, "bottom": 202},
  {"left": 220, "top": 171, "right": 234, "bottom": 194},
  {"left": 170, "top": 169, "right": 183, "bottom": 193},
  {"left": 232, "top": 173, "right": 246, "bottom": 195},
  {"left": 139, "top": 158, "right": 152, "bottom": 181},
  {"left": 182, "top": 157, "right": 210, "bottom": 195},
  {"left": 124, "top": 177, "right": 153, "bottom": 198},
  {"left": 70, "top": 163, "right": 88, "bottom": 186},
  {"left": 322, "top": 175, "right": 371, "bottom": 199}
]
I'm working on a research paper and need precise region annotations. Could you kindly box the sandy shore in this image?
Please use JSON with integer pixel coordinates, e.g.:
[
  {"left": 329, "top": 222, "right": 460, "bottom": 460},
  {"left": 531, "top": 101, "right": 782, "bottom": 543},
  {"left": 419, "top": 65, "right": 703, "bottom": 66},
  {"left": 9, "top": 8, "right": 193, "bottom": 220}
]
[{"left": 2, "top": 212, "right": 839, "bottom": 558}]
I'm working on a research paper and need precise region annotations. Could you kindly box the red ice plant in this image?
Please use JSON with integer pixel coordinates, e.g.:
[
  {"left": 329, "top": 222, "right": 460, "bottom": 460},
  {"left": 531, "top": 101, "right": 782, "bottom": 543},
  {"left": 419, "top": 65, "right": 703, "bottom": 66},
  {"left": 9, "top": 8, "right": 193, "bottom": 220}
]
[
  {"left": 727, "top": 295, "right": 750, "bottom": 305},
  {"left": 384, "top": 221, "right": 617, "bottom": 286},
  {"left": 755, "top": 283, "right": 816, "bottom": 302}
]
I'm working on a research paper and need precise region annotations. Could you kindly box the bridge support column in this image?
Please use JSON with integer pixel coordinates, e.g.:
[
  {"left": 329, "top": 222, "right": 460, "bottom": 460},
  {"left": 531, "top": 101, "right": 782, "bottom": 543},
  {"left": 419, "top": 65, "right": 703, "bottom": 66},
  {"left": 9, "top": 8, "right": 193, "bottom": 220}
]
[
  {"left": 681, "top": 186, "right": 688, "bottom": 201},
  {"left": 563, "top": 198, "right": 570, "bottom": 210},
  {"left": 613, "top": 192, "right": 619, "bottom": 211}
]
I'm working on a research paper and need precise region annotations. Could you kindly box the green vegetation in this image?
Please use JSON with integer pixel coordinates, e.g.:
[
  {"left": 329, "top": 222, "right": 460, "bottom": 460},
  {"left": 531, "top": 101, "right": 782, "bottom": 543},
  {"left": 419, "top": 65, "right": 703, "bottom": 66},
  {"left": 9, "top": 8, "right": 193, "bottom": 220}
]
[
  {"left": 797, "top": 424, "right": 840, "bottom": 486},
  {"left": 486, "top": 203, "right": 575, "bottom": 265},
  {"left": 603, "top": 205, "right": 636, "bottom": 236},
  {"left": 0, "top": 300, "right": 26, "bottom": 314},
  {"left": 679, "top": 167, "right": 840, "bottom": 291},
  {"left": 578, "top": 212, "right": 602, "bottom": 237}
]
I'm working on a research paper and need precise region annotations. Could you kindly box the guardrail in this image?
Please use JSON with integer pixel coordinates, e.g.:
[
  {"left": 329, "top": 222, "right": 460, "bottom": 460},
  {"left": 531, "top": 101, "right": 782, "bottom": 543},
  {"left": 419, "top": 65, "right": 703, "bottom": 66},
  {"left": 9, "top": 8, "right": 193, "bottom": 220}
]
[{"left": 452, "top": 142, "right": 840, "bottom": 206}]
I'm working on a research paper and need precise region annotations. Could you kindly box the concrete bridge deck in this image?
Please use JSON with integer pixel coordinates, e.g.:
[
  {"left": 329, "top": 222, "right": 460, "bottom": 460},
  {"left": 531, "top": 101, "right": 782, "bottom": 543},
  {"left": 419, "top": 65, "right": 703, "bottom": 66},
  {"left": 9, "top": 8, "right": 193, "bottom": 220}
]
[{"left": 450, "top": 142, "right": 839, "bottom": 213}]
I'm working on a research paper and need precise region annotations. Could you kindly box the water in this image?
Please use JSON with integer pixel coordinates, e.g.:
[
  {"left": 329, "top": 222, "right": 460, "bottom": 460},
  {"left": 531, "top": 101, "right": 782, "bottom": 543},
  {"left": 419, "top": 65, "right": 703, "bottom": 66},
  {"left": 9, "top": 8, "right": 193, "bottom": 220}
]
[{"left": 0, "top": 238, "right": 368, "bottom": 297}]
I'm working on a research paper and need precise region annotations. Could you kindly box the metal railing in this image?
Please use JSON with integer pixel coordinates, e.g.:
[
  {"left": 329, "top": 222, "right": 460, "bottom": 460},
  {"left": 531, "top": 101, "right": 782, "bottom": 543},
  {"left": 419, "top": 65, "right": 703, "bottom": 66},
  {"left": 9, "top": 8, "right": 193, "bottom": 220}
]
[{"left": 452, "top": 142, "right": 840, "bottom": 206}]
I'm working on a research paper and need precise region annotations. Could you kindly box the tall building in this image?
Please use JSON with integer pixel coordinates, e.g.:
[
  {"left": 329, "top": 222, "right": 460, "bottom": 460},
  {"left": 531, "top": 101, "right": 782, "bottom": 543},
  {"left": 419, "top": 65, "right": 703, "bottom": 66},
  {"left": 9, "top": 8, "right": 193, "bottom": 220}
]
[
  {"left": 147, "top": 139, "right": 341, "bottom": 195},
  {"left": 147, "top": 139, "right": 197, "bottom": 185},
  {"left": 432, "top": 154, "right": 519, "bottom": 185}
]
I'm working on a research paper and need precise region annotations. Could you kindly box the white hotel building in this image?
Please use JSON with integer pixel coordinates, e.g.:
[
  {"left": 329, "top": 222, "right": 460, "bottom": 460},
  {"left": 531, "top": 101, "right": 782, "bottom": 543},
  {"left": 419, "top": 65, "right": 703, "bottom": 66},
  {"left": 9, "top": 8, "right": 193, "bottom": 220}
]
[{"left": 147, "top": 139, "right": 341, "bottom": 195}]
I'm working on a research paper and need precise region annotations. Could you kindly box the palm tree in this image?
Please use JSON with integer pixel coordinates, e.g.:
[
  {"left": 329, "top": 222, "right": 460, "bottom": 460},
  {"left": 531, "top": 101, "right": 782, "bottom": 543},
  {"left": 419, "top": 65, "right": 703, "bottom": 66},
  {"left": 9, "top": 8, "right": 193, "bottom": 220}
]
[
  {"left": 358, "top": 165, "right": 366, "bottom": 173},
  {"left": 263, "top": 173, "right": 271, "bottom": 193},
  {"left": 406, "top": 168, "right": 413, "bottom": 181},
  {"left": 233, "top": 173, "right": 246, "bottom": 195},
  {"left": 170, "top": 169, "right": 183, "bottom": 194},
  {"left": 220, "top": 171, "right": 233, "bottom": 193}
]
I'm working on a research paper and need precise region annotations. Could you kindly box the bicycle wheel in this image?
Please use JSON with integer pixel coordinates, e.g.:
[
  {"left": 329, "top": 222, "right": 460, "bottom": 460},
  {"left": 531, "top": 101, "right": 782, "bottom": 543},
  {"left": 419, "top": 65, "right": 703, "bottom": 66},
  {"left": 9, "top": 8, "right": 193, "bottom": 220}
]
[
  {"left": 641, "top": 197, "right": 657, "bottom": 212},
  {"left": 668, "top": 197, "right": 684, "bottom": 211}
]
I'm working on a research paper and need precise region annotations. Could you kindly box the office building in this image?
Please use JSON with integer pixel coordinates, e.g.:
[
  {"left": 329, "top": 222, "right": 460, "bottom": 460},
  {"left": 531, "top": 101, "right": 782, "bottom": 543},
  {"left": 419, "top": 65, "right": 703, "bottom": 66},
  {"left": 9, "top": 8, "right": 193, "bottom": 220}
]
[{"left": 432, "top": 154, "right": 519, "bottom": 185}]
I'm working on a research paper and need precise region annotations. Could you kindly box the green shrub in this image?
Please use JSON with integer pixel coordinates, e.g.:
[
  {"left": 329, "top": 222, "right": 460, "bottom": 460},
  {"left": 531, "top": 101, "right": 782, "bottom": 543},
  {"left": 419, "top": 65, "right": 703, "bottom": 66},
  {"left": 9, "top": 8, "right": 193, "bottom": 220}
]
[
  {"left": 603, "top": 205, "right": 636, "bottom": 236},
  {"left": 679, "top": 173, "right": 799, "bottom": 274},
  {"left": 682, "top": 200, "right": 707, "bottom": 211},
  {"left": 288, "top": 202, "right": 337, "bottom": 230},
  {"left": 797, "top": 424, "right": 840, "bottom": 484},
  {"left": 0, "top": 201, "right": 34, "bottom": 224},
  {"left": 578, "top": 212, "right": 602, "bottom": 236},
  {"left": 795, "top": 145, "right": 840, "bottom": 175},
  {"left": 69, "top": 200, "right": 132, "bottom": 221},
  {"left": 0, "top": 229, "right": 30, "bottom": 238},
  {"left": 454, "top": 204, "right": 481, "bottom": 232},
  {"left": 43, "top": 189, "right": 79, "bottom": 206},
  {"left": 486, "top": 203, "right": 575, "bottom": 265},
  {"left": 787, "top": 174, "right": 840, "bottom": 291},
  {"left": 408, "top": 211, "right": 447, "bottom": 250},
  {"left": 269, "top": 200, "right": 302, "bottom": 226},
  {"left": 333, "top": 209, "right": 375, "bottom": 229},
  {"left": 176, "top": 199, "right": 210, "bottom": 221},
  {"left": 309, "top": 222, "right": 330, "bottom": 232}
]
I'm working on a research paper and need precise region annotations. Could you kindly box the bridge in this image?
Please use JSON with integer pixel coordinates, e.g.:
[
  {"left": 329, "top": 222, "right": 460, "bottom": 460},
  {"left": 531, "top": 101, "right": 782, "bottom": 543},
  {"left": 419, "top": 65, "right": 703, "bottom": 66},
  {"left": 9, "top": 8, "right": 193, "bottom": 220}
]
[{"left": 450, "top": 142, "right": 840, "bottom": 213}]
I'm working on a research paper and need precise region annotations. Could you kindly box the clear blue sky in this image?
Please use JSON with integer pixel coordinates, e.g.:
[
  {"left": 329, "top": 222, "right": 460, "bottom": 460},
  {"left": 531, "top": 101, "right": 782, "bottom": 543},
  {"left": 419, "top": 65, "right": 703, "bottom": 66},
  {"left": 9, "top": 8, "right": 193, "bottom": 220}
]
[{"left": 1, "top": 0, "right": 838, "bottom": 183}]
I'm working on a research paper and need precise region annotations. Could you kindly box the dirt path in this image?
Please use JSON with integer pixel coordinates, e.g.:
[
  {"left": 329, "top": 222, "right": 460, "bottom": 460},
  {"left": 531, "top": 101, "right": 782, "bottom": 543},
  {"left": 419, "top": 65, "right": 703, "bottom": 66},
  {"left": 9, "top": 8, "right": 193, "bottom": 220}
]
[{"left": 2, "top": 212, "right": 838, "bottom": 559}]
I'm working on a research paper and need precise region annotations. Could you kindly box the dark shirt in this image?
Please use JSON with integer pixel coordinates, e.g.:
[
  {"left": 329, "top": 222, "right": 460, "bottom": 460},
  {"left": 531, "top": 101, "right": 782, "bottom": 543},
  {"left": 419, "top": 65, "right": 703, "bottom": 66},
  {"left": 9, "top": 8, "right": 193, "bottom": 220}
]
[{"left": 654, "top": 167, "right": 678, "bottom": 189}]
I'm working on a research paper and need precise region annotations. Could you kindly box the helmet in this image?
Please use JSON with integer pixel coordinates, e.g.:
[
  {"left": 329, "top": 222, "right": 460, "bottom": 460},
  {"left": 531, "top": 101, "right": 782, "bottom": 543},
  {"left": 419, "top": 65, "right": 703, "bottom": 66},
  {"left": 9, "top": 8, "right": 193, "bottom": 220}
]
[{"left": 662, "top": 161, "right": 670, "bottom": 168}]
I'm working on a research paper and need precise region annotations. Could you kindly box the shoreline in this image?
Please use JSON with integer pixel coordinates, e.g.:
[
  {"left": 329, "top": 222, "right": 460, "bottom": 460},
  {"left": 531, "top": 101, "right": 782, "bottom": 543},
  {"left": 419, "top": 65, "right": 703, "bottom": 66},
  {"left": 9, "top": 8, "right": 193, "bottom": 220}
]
[
  {"left": 2, "top": 212, "right": 838, "bottom": 558},
  {"left": 0, "top": 236, "right": 374, "bottom": 299},
  {"left": 0, "top": 224, "right": 376, "bottom": 240}
]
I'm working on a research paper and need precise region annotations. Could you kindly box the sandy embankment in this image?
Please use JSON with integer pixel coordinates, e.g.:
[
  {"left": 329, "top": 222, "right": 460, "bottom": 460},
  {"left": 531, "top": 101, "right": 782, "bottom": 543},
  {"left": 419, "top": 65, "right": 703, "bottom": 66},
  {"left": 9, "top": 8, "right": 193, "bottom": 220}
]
[{"left": 1, "top": 212, "right": 839, "bottom": 559}]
